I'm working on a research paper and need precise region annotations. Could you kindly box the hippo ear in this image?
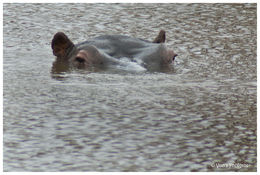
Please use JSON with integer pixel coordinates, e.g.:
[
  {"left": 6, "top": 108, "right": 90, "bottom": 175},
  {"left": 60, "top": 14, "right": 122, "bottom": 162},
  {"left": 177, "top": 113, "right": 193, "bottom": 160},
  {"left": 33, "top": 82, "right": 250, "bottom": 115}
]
[
  {"left": 51, "top": 32, "right": 75, "bottom": 58},
  {"left": 153, "top": 30, "right": 166, "bottom": 43}
]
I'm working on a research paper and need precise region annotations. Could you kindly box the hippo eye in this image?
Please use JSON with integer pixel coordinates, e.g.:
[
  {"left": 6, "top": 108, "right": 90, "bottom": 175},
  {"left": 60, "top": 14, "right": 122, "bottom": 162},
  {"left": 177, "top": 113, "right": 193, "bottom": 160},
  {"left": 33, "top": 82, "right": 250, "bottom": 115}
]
[
  {"left": 173, "top": 54, "right": 178, "bottom": 60},
  {"left": 75, "top": 56, "right": 85, "bottom": 63}
]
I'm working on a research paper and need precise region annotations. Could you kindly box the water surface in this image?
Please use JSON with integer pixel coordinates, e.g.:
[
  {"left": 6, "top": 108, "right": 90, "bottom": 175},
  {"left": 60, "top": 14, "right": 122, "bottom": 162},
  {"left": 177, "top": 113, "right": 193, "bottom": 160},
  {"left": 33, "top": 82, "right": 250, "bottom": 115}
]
[{"left": 3, "top": 3, "right": 256, "bottom": 171}]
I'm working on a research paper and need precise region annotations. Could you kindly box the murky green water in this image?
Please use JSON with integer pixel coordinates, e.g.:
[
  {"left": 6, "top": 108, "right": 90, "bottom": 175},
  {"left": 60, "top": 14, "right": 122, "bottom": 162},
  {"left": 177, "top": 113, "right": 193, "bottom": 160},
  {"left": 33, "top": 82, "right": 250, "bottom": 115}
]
[{"left": 3, "top": 3, "right": 256, "bottom": 171}]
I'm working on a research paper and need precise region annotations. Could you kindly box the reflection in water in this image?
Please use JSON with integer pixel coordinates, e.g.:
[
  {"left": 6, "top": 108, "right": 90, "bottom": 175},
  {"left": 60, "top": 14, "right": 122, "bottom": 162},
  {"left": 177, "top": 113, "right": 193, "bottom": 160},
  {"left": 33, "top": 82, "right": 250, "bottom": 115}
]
[
  {"left": 3, "top": 3, "right": 256, "bottom": 172},
  {"left": 51, "top": 58, "right": 103, "bottom": 79},
  {"left": 51, "top": 58, "right": 70, "bottom": 73}
]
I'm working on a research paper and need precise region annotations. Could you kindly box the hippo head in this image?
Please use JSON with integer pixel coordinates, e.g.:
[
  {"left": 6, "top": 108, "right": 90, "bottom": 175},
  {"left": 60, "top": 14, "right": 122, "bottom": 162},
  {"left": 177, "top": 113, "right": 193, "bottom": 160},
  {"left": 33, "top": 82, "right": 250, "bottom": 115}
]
[{"left": 51, "top": 30, "right": 177, "bottom": 72}]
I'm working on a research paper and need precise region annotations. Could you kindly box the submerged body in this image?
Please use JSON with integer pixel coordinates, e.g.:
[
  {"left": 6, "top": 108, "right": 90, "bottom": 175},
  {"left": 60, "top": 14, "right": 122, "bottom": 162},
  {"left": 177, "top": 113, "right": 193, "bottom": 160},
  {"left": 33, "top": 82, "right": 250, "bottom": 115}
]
[{"left": 51, "top": 30, "right": 177, "bottom": 72}]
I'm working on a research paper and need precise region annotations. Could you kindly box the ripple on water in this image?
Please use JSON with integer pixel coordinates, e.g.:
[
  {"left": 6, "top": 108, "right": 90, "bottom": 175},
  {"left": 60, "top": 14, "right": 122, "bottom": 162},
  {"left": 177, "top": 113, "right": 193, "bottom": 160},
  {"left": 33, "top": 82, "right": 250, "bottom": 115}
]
[{"left": 3, "top": 3, "right": 256, "bottom": 172}]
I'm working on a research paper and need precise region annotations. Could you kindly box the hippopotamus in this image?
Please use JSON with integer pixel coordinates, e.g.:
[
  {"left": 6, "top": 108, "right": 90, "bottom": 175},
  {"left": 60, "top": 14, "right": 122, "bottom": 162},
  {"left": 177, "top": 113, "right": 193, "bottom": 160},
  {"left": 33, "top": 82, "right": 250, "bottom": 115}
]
[{"left": 51, "top": 30, "right": 177, "bottom": 72}]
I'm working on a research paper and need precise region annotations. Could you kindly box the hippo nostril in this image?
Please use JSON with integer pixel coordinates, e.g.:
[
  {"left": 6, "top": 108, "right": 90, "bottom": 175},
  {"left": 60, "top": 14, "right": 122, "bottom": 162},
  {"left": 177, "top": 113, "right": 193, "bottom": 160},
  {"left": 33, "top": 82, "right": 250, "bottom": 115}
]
[{"left": 75, "top": 56, "right": 85, "bottom": 63}]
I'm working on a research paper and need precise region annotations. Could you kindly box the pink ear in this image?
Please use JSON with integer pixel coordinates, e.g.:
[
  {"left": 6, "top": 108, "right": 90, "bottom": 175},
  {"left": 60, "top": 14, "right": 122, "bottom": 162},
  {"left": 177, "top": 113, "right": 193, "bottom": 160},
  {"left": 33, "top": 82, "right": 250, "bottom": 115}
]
[{"left": 51, "top": 32, "right": 74, "bottom": 58}]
